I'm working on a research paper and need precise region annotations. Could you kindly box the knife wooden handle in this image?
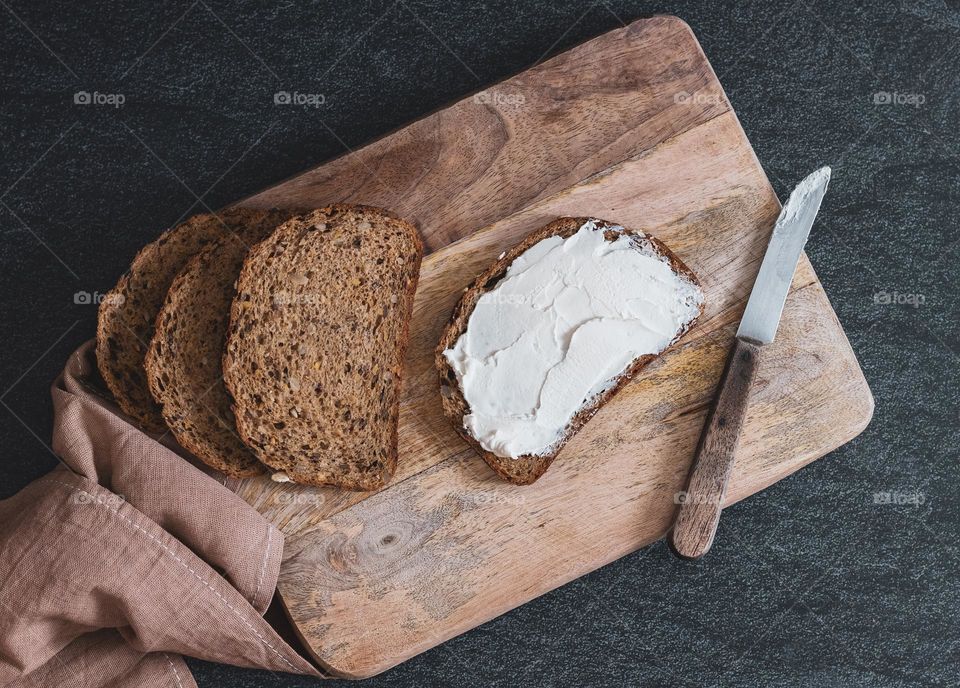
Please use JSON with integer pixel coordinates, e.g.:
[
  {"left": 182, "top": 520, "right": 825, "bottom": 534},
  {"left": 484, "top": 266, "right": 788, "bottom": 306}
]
[{"left": 669, "top": 337, "right": 763, "bottom": 559}]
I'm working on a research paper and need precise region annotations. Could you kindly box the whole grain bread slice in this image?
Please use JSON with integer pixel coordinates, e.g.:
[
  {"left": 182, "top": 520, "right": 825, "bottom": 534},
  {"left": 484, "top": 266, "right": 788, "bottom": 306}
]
[
  {"left": 222, "top": 204, "right": 423, "bottom": 490},
  {"left": 144, "top": 208, "right": 300, "bottom": 477},
  {"left": 96, "top": 209, "right": 280, "bottom": 432},
  {"left": 436, "top": 217, "right": 705, "bottom": 485}
]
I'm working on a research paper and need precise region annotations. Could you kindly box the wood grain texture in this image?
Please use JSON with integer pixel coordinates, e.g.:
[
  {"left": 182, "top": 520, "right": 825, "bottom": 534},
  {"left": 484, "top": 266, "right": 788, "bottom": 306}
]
[
  {"left": 670, "top": 337, "right": 763, "bottom": 559},
  {"left": 228, "top": 16, "right": 874, "bottom": 678}
]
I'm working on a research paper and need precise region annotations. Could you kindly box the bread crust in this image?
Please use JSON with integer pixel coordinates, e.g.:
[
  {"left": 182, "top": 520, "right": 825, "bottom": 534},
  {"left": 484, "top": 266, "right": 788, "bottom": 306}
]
[{"left": 435, "top": 217, "right": 704, "bottom": 485}]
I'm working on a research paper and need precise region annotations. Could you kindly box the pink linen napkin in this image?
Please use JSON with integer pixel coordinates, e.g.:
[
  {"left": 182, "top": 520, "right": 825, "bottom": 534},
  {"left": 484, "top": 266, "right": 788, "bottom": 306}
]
[{"left": 0, "top": 341, "right": 325, "bottom": 687}]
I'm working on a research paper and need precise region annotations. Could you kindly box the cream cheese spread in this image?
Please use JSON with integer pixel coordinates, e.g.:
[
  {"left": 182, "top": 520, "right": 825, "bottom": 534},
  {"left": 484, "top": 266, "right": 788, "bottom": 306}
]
[{"left": 443, "top": 220, "right": 703, "bottom": 459}]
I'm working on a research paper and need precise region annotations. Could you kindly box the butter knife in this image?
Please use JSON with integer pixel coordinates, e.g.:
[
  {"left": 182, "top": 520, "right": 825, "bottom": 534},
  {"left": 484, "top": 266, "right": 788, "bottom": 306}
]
[{"left": 669, "top": 167, "right": 831, "bottom": 560}]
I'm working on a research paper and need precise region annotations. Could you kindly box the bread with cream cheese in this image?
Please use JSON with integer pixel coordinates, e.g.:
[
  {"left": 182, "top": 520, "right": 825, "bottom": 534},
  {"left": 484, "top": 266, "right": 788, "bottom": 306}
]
[{"left": 436, "top": 217, "right": 704, "bottom": 485}]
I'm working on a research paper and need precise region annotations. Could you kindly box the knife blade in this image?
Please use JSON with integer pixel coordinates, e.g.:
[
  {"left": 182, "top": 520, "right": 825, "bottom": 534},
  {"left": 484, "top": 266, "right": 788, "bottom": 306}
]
[
  {"left": 737, "top": 166, "right": 831, "bottom": 344},
  {"left": 669, "top": 167, "right": 831, "bottom": 560}
]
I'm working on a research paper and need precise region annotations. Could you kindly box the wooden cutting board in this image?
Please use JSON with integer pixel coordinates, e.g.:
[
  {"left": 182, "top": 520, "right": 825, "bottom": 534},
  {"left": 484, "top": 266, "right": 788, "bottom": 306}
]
[{"left": 230, "top": 16, "right": 873, "bottom": 678}]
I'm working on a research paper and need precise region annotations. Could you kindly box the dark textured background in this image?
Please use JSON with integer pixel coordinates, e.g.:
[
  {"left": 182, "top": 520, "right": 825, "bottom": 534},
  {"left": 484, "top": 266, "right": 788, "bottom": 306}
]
[{"left": 2, "top": 1, "right": 958, "bottom": 686}]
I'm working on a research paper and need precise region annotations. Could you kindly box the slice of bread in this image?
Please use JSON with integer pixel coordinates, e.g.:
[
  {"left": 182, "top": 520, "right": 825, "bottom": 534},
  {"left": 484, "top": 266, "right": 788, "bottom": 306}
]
[
  {"left": 144, "top": 209, "right": 300, "bottom": 477},
  {"left": 96, "top": 209, "right": 279, "bottom": 432},
  {"left": 222, "top": 204, "right": 423, "bottom": 490},
  {"left": 436, "top": 217, "right": 704, "bottom": 485}
]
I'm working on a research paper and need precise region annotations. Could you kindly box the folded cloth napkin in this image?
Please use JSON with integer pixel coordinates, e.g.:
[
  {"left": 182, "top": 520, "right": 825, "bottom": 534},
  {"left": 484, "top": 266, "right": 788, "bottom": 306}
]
[{"left": 0, "top": 341, "right": 324, "bottom": 687}]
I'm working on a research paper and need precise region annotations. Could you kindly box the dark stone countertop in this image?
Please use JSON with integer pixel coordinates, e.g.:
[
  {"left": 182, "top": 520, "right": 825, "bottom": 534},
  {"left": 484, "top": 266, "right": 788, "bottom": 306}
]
[{"left": 1, "top": 1, "right": 957, "bottom": 686}]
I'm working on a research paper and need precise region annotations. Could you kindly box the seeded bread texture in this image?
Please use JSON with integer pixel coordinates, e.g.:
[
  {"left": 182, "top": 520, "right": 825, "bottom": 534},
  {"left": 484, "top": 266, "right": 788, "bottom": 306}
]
[
  {"left": 144, "top": 208, "right": 300, "bottom": 477},
  {"left": 222, "top": 204, "right": 424, "bottom": 490},
  {"left": 436, "top": 217, "right": 705, "bottom": 485},
  {"left": 96, "top": 209, "right": 276, "bottom": 432}
]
